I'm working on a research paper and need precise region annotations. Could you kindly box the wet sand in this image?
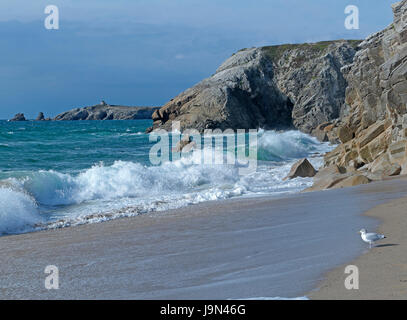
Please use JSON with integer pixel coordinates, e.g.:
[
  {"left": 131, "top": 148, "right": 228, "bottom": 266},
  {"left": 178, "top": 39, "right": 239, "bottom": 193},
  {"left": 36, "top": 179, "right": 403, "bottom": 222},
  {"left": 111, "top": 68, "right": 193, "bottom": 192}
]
[
  {"left": 309, "top": 177, "right": 407, "bottom": 299},
  {"left": 2, "top": 178, "right": 407, "bottom": 299}
]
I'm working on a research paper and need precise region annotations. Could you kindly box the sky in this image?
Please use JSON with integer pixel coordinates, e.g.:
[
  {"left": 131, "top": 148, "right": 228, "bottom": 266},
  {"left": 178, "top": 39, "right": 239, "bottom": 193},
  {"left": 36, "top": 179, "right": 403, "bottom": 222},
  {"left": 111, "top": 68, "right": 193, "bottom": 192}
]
[{"left": 0, "top": 0, "right": 395, "bottom": 119}]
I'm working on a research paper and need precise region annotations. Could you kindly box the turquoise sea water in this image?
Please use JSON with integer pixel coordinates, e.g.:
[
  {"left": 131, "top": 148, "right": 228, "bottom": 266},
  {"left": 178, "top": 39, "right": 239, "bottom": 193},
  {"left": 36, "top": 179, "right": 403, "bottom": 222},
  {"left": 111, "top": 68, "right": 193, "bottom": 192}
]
[
  {"left": 0, "top": 120, "right": 333, "bottom": 235},
  {"left": 0, "top": 120, "right": 153, "bottom": 173}
]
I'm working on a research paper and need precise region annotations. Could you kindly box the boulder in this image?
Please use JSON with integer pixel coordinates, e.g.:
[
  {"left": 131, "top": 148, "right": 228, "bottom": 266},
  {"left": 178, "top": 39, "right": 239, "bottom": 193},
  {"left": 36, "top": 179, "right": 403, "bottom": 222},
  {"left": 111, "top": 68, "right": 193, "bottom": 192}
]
[
  {"left": 174, "top": 135, "right": 196, "bottom": 153},
  {"left": 304, "top": 172, "right": 350, "bottom": 192},
  {"left": 284, "top": 158, "right": 317, "bottom": 180},
  {"left": 314, "top": 165, "right": 346, "bottom": 181},
  {"left": 311, "top": 126, "right": 328, "bottom": 142},
  {"left": 181, "top": 141, "right": 197, "bottom": 153},
  {"left": 331, "top": 175, "right": 371, "bottom": 189},
  {"left": 370, "top": 153, "right": 402, "bottom": 177},
  {"left": 357, "top": 121, "right": 386, "bottom": 149},
  {"left": 388, "top": 140, "right": 407, "bottom": 165},
  {"left": 338, "top": 125, "right": 353, "bottom": 143},
  {"left": 9, "top": 113, "right": 26, "bottom": 121},
  {"left": 382, "top": 163, "right": 402, "bottom": 177},
  {"left": 305, "top": 166, "right": 372, "bottom": 192}
]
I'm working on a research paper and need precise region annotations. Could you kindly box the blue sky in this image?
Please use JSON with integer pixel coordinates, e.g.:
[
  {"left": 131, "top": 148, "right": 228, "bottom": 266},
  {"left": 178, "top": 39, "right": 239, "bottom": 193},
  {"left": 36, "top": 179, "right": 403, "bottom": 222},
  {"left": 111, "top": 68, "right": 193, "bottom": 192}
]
[{"left": 0, "top": 0, "right": 394, "bottom": 119}]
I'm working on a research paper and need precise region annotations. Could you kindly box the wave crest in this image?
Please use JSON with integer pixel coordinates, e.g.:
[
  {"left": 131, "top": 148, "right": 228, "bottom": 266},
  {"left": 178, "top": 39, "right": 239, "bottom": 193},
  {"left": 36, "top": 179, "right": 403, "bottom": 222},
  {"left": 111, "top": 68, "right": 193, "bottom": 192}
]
[{"left": 0, "top": 186, "right": 43, "bottom": 235}]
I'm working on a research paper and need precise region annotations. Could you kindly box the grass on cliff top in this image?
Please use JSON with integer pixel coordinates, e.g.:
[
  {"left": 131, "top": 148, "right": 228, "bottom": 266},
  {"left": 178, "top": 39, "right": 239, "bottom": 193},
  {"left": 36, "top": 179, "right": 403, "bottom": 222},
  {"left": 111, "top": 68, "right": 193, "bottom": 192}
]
[{"left": 260, "top": 40, "right": 362, "bottom": 62}]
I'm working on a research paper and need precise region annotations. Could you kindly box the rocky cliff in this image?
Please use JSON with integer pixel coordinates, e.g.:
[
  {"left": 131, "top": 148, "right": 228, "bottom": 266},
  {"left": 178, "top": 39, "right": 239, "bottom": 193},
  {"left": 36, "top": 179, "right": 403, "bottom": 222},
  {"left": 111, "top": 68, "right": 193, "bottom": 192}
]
[
  {"left": 300, "top": 0, "right": 407, "bottom": 191},
  {"left": 322, "top": 0, "right": 407, "bottom": 178},
  {"left": 54, "top": 103, "right": 160, "bottom": 121},
  {"left": 148, "top": 40, "right": 360, "bottom": 136}
]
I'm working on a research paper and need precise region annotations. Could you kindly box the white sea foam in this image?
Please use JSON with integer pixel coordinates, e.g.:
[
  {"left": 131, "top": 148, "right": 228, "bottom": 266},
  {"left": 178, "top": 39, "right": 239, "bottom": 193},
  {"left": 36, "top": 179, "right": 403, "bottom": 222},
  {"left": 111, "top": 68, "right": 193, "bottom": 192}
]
[
  {"left": 0, "top": 186, "right": 43, "bottom": 235},
  {"left": 0, "top": 130, "right": 334, "bottom": 234},
  {"left": 257, "top": 129, "right": 332, "bottom": 161}
]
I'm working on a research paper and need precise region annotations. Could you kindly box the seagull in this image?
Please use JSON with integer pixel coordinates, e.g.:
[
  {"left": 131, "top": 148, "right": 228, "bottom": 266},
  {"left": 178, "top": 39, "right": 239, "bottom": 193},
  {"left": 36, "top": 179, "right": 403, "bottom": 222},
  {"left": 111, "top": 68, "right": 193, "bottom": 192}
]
[{"left": 359, "top": 229, "right": 386, "bottom": 248}]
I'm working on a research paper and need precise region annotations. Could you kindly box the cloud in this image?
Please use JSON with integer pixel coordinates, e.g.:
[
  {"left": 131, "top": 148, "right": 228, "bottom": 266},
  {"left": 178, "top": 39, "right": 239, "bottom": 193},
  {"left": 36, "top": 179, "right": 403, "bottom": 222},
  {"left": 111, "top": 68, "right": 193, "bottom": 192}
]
[
  {"left": 0, "top": 0, "right": 395, "bottom": 119},
  {"left": 175, "top": 54, "right": 185, "bottom": 60}
]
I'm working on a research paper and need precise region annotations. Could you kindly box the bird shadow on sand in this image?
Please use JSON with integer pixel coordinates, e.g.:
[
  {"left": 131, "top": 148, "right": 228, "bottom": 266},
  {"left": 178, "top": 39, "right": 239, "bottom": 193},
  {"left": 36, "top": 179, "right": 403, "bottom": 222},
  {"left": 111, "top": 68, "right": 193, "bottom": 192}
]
[{"left": 375, "top": 243, "right": 399, "bottom": 248}]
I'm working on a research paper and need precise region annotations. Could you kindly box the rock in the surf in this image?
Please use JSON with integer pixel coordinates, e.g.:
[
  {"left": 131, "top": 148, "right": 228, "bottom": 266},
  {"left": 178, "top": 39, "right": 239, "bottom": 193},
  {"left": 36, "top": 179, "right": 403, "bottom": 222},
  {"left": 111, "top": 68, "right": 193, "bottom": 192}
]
[
  {"left": 174, "top": 135, "right": 196, "bottom": 153},
  {"left": 284, "top": 158, "right": 317, "bottom": 180}
]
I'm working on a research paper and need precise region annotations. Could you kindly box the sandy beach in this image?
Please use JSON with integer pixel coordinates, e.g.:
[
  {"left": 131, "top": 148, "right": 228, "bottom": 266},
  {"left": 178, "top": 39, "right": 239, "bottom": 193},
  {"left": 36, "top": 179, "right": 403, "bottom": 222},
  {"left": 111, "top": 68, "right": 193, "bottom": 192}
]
[
  {"left": 1, "top": 177, "right": 407, "bottom": 299},
  {"left": 309, "top": 176, "right": 407, "bottom": 300}
]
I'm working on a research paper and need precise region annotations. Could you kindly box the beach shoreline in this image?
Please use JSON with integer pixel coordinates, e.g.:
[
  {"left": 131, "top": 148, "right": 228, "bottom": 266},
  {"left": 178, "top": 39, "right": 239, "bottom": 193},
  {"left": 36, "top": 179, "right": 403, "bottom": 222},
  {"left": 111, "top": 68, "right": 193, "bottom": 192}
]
[
  {"left": 308, "top": 176, "right": 407, "bottom": 300},
  {"left": 2, "top": 177, "right": 407, "bottom": 299}
]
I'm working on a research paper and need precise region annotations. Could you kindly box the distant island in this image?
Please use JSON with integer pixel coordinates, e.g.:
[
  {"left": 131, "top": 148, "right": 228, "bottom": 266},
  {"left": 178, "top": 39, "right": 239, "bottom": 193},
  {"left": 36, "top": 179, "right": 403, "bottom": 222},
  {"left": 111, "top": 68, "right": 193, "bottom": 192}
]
[{"left": 8, "top": 101, "right": 160, "bottom": 121}]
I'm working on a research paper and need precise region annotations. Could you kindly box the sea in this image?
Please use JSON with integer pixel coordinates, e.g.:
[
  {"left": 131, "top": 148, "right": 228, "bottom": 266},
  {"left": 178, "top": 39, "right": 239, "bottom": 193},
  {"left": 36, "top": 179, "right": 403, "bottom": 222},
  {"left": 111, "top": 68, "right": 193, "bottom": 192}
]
[{"left": 0, "top": 119, "right": 333, "bottom": 236}]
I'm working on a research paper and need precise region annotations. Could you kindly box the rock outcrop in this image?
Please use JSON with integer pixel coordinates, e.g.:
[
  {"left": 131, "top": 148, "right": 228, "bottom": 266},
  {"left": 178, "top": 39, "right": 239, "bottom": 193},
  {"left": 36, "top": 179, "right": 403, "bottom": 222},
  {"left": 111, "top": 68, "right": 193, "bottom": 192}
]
[
  {"left": 149, "top": 48, "right": 294, "bottom": 133},
  {"left": 322, "top": 0, "right": 407, "bottom": 177},
  {"left": 268, "top": 41, "right": 359, "bottom": 135},
  {"left": 54, "top": 104, "right": 160, "bottom": 121},
  {"left": 307, "top": 0, "right": 407, "bottom": 191},
  {"left": 9, "top": 113, "right": 26, "bottom": 121},
  {"left": 147, "top": 41, "right": 360, "bottom": 137}
]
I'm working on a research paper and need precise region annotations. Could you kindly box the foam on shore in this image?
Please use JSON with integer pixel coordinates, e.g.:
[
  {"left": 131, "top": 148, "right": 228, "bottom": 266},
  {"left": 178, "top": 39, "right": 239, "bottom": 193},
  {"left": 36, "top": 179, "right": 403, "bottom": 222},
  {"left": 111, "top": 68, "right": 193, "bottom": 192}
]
[{"left": 0, "top": 130, "right": 333, "bottom": 235}]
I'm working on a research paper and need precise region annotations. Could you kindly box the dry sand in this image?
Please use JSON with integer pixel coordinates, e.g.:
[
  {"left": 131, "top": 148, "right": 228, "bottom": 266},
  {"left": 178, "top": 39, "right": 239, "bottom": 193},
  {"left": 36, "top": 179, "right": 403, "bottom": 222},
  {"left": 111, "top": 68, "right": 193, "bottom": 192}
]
[{"left": 309, "top": 177, "right": 407, "bottom": 299}]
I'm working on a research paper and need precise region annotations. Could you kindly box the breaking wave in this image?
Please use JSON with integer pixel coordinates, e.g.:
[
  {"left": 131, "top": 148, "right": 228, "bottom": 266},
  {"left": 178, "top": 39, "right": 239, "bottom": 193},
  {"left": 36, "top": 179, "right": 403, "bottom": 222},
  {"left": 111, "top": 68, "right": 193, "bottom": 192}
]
[{"left": 0, "top": 130, "right": 333, "bottom": 235}]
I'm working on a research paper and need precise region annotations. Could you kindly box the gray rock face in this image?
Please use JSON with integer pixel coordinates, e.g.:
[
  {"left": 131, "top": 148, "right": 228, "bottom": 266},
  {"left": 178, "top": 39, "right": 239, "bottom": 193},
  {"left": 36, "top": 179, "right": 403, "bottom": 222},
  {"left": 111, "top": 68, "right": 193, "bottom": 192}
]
[
  {"left": 148, "top": 41, "right": 360, "bottom": 134},
  {"left": 325, "top": 1, "right": 407, "bottom": 163},
  {"left": 9, "top": 113, "right": 26, "bottom": 121},
  {"left": 150, "top": 48, "right": 293, "bottom": 133},
  {"left": 270, "top": 42, "right": 359, "bottom": 133},
  {"left": 54, "top": 104, "right": 160, "bottom": 121}
]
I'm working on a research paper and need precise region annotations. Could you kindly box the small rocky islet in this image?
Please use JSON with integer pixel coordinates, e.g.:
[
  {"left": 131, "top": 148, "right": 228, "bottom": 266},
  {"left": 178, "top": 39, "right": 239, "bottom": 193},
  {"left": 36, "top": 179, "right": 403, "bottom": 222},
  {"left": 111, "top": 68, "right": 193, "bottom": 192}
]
[{"left": 9, "top": 101, "right": 159, "bottom": 122}]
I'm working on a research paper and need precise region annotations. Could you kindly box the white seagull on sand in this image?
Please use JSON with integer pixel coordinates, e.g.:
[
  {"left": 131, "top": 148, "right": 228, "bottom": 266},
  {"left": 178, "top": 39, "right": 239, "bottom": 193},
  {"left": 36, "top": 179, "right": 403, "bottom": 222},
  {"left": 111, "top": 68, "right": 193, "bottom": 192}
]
[{"left": 359, "top": 229, "right": 386, "bottom": 248}]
